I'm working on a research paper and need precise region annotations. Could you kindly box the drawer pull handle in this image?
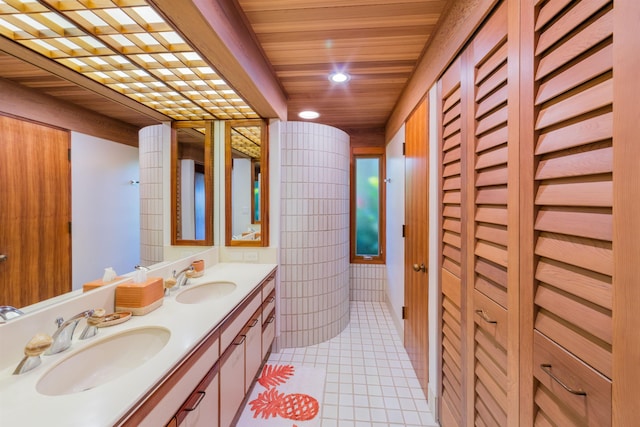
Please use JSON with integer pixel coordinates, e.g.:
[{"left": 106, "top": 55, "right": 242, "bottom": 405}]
[
  {"left": 233, "top": 335, "right": 246, "bottom": 345},
  {"left": 184, "top": 391, "right": 206, "bottom": 412},
  {"left": 475, "top": 309, "right": 497, "bottom": 324},
  {"left": 266, "top": 316, "right": 275, "bottom": 324},
  {"left": 268, "top": 296, "right": 275, "bottom": 303},
  {"left": 248, "top": 318, "right": 259, "bottom": 327},
  {"left": 540, "top": 364, "right": 587, "bottom": 396}
]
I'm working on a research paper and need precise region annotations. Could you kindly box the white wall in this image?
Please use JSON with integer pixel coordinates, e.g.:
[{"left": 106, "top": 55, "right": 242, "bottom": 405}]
[
  {"left": 231, "top": 158, "right": 252, "bottom": 236},
  {"left": 71, "top": 133, "right": 140, "bottom": 290},
  {"left": 385, "top": 125, "right": 406, "bottom": 336}
]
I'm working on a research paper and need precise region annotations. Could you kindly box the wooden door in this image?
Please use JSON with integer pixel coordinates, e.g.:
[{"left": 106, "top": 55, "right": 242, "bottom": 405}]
[
  {"left": 0, "top": 115, "right": 71, "bottom": 308},
  {"left": 523, "top": 0, "right": 615, "bottom": 425},
  {"left": 464, "top": 2, "right": 520, "bottom": 426},
  {"left": 404, "top": 98, "right": 429, "bottom": 396}
]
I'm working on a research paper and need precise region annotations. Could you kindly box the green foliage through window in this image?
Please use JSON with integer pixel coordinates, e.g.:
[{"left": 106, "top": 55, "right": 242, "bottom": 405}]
[{"left": 355, "top": 158, "right": 380, "bottom": 257}]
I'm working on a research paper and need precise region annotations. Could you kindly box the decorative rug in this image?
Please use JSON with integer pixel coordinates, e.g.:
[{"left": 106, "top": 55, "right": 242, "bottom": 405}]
[{"left": 236, "top": 363, "right": 326, "bottom": 427}]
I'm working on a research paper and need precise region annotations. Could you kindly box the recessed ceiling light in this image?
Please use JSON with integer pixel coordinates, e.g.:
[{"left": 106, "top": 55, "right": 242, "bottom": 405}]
[
  {"left": 299, "top": 110, "right": 320, "bottom": 119},
  {"left": 329, "top": 72, "right": 350, "bottom": 83}
]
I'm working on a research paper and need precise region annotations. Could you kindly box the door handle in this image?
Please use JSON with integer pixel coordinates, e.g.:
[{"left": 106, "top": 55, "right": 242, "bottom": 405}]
[
  {"left": 412, "top": 263, "right": 426, "bottom": 273},
  {"left": 0, "top": 254, "right": 6, "bottom": 262}
]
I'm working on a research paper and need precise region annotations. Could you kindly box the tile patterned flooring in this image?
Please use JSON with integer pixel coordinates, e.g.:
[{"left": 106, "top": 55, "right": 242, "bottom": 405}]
[{"left": 267, "top": 301, "right": 438, "bottom": 427}]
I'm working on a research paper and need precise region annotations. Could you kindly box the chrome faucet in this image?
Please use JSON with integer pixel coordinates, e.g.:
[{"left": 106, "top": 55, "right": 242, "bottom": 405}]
[
  {"left": 173, "top": 266, "right": 195, "bottom": 288},
  {"left": 45, "top": 309, "right": 94, "bottom": 355},
  {"left": 0, "top": 305, "right": 24, "bottom": 322}
]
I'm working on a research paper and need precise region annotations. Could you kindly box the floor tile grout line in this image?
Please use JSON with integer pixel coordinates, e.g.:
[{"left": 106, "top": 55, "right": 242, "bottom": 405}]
[{"left": 267, "top": 301, "right": 438, "bottom": 427}]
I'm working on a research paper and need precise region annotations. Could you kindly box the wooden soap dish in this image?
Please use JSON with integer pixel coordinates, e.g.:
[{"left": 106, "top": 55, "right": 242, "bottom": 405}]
[{"left": 96, "top": 311, "right": 132, "bottom": 328}]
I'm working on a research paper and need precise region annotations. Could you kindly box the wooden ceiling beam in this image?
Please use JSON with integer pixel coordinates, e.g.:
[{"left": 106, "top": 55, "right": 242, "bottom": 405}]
[{"left": 148, "top": 0, "right": 287, "bottom": 121}]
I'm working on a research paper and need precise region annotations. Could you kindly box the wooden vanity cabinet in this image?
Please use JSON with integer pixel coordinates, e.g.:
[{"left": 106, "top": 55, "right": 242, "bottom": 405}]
[
  {"left": 219, "top": 271, "right": 277, "bottom": 427},
  {"left": 119, "top": 268, "right": 277, "bottom": 427}
]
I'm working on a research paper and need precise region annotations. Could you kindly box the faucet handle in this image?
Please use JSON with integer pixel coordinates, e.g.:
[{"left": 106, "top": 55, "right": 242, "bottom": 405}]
[
  {"left": 24, "top": 333, "right": 53, "bottom": 357},
  {"left": 13, "top": 333, "right": 53, "bottom": 375},
  {"left": 80, "top": 308, "right": 106, "bottom": 340},
  {"left": 87, "top": 308, "right": 106, "bottom": 323}
]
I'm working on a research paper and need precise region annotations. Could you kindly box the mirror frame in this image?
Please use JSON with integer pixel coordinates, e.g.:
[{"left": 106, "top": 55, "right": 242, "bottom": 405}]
[
  {"left": 225, "top": 119, "right": 269, "bottom": 247},
  {"left": 171, "top": 120, "right": 214, "bottom": 246}
]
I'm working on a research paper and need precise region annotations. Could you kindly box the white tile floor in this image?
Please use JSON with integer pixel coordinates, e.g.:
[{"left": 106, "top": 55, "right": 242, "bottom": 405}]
[{"left": 268, "top": 301, "right": 438, "bottom": 427}]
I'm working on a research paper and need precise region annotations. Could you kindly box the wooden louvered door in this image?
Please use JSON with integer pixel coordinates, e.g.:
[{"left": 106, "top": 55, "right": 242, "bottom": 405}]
[
  {"left": 463, "top": 2, "right": 517, "bottom": 426},
  {"left": 438, "top": 57, "right": 465, "bottom": 427},
  {"left": 525, "top": 0, "right": 614, "bottom": 425}
]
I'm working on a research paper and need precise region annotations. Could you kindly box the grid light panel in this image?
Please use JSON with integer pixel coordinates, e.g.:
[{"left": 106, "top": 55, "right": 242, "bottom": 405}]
[
  {"left": 231, "top": 126, "right": 261, "bottom": 159},
  {"left": 0, "top": 0, "right": 259, "bottom": 121}
]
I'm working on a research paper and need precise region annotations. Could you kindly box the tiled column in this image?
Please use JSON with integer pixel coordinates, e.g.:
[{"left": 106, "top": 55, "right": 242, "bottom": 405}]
[
  {"left": 138, "top": 124, "right": 169, "bottom": 266},
  {"left": 279, "top": 122, "right": 350, "bottom": 348}
]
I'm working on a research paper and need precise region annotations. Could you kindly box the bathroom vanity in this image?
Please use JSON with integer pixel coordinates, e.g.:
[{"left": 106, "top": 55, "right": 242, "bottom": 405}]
[{"left": 0, "top": 262, "right": 277, "bottom": 427}]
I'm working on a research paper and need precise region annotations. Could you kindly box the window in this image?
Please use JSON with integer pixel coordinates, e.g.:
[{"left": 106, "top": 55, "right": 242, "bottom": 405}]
[{"left": 351, "top": 147, "right": 385, "bottom": 263}]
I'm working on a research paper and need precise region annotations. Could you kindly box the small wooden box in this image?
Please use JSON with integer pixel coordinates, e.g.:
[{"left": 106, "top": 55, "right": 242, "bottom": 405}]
[{"left": 115, "top": 277, "right": 164, "bottom": 316}]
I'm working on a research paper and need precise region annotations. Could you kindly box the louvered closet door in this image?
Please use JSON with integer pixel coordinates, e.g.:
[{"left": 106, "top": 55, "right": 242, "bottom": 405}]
[
  {"left": 465, "top": 2, "right": 513, "bottom": 426},
  {"left": 438, "top": 57, "right": 464, "bottom": 427},
  {"left": 530, "top": 0, "right": 613, "bottom": 425}
]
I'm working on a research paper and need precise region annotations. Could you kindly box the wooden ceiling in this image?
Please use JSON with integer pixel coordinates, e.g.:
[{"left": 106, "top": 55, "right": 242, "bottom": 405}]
[
  {"left": 236, "top": 0, "right": 447, "bottom": 131},
  {"left": 0, "top": 0, "right": 448, "bottom": 135}
]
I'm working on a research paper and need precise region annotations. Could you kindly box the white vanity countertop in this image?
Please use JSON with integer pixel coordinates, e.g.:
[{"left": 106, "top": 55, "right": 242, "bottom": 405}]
[{"left": 0, "top": 262, "right": 277, "bottom": 427}]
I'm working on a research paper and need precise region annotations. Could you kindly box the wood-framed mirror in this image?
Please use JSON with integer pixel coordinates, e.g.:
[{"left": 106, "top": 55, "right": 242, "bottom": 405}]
[
  {"left": 171, "top": 120, "right": 213, "bottom": 246},
  {"left": 225, "top": 119, "right": 269, "bottom": 247}
]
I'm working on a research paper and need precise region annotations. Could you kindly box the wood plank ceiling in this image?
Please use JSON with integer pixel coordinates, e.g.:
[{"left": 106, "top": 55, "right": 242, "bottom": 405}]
[
  {"left": 236, "top": 0, "right": 447, "bottom": 131},
  {"left": 0, "top": 0, "right": 448, "bottom": 134}
]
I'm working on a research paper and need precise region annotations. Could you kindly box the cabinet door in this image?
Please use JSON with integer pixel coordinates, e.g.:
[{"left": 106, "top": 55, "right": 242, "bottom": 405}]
[
  {"left": 245, "top": 309, "right": 262, "bottom": 391},
  {"left": 219, "top": 334, "right": 246, "bottom": 427},
  {"left": 178, "top": 365, "right": 219, "bottom": 427}
]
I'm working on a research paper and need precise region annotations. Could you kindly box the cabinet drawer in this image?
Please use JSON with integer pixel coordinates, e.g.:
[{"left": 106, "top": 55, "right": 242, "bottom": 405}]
[
  {"left": 473, "top": 289, "right": 507, "bottom": 349},
  {"left": 220, "top": 287, "right": 261, "bottom": 350},
  {"left": 262, "top": 276, "right": 275, "bottom": 298},
  {"left": 262, "top": 290, "right": 275, "bottom": 324},
  {"left": 533, "top": 331, "right": 611, "bottom": 427}
]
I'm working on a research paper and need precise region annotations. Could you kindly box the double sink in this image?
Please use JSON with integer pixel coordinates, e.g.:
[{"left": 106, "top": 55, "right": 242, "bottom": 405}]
[{"left": 34, "top": 280, "right": 237, "bottom": 397}]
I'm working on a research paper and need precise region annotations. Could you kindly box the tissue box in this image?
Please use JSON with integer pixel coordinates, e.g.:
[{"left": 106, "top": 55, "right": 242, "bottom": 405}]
[
  {"left": 115, "top": 277, "right": 164, "bottom": 315},
  {"left": 83, "top": 277, "right": 128, "bottom": 292}
]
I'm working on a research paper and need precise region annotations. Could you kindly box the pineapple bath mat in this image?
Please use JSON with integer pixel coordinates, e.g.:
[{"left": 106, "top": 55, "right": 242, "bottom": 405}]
[{"left": 236, "top": 363, "right": 326, "bottom": 427}]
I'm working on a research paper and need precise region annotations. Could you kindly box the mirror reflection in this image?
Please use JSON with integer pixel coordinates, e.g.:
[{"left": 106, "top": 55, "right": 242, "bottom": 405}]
[
  {"left": 225, "top": 120, "right": 268, "bottom": 246},
  {"left": 172, "top": 121, "right": 213, "bottom": 246}
]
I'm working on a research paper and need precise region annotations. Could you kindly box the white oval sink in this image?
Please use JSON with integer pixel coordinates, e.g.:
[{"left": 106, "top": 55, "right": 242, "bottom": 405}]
[
  {"left": 176, "top": 281, "right": 237, "bottom": 304},
  {"left": 36, "top": 326, "right": 170, "bottom": 396}
]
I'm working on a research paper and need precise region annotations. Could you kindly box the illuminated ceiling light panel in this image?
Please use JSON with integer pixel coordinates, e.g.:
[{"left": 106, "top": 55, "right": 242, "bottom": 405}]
[
  {"left": 0, "top": 0, "right": 259, "bottom": 121},
  {"left": 299, "top": 110, "right": 320, "bottom": 119}
]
